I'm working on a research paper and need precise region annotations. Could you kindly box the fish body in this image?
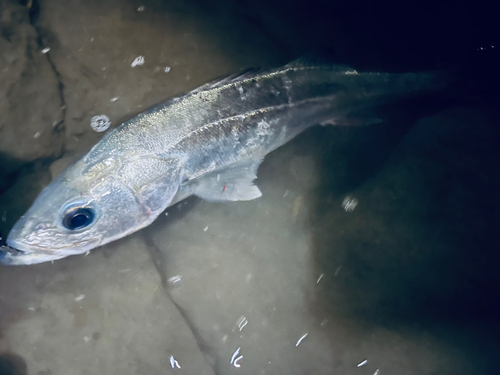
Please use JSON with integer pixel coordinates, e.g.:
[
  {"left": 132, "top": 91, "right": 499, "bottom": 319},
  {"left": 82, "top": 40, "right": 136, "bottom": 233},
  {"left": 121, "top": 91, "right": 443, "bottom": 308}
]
[{"left": 1, "top": 61, "right": 443, "bottom": 265}]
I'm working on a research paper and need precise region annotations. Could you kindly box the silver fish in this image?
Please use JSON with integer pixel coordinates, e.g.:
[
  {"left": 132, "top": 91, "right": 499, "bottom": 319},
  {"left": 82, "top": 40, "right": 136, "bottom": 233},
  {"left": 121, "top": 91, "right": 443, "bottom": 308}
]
[{"left": 0, "top": 60, "right": 443, "bottom": 265}]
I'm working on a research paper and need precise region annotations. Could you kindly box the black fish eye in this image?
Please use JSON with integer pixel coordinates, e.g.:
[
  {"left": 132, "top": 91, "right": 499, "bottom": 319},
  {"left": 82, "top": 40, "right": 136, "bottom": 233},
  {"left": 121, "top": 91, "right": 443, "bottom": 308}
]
[{"left": 62, "top": 207, "right": 95, "bottom": 230}]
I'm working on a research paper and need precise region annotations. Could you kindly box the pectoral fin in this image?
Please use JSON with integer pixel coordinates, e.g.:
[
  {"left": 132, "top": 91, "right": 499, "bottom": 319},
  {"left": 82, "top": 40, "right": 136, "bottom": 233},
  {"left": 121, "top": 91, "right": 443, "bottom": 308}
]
[{"left": 193, "top": 158, "right": 263, "bottom": 202}]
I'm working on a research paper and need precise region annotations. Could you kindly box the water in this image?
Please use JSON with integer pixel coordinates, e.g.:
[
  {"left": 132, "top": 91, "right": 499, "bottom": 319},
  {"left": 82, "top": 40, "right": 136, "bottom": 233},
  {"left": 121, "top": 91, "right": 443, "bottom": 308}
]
[{"left": 0, "top": 0, "right": 499, "bottom": 374}]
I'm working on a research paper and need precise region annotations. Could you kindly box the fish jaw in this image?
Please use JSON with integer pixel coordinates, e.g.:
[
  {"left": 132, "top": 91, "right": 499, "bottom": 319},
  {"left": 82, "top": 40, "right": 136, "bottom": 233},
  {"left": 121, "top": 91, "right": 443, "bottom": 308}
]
[
  {"left": 0, "top": 236, "right": 102, "bottom": 266},
  {"left": 0, "top": 246, "right": 74, "bottom": 265}
]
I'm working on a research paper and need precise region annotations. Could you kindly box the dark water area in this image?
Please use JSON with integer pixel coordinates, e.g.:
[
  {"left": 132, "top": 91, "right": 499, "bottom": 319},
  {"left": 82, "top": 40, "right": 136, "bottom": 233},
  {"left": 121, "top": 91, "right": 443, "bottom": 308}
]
[{"left": 0, "top": 0, "right": 499, "bottom": 374}]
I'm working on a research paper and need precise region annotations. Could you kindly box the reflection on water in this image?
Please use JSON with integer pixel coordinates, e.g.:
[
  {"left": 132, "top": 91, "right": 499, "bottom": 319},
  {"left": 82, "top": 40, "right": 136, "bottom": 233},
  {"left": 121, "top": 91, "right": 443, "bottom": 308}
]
[{"left": 0, "top": 0, "right": 499, "bottom": 374}]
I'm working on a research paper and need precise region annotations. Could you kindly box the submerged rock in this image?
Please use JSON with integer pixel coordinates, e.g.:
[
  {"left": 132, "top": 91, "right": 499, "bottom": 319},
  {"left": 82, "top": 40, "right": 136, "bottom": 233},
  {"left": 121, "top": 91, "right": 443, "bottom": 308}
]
[{"left": 0, "top": 0, "right": 64, "bottom": 173}]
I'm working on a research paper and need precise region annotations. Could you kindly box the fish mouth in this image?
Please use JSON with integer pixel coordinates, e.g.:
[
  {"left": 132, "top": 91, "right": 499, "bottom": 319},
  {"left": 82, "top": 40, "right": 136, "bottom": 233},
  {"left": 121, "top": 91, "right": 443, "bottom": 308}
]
[
  {"left": 0, "top": 247, "right": 70, "bottom": 265},
  {"left": 0, "top": 238, "right": 101, "bottom": 266}
]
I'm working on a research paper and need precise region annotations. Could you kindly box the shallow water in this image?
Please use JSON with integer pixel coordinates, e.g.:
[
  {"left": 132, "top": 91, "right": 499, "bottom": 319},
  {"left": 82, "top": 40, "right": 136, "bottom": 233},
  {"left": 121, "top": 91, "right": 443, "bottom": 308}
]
[{"left": 1, "top": 0, "right": 499, "bottom": 374}]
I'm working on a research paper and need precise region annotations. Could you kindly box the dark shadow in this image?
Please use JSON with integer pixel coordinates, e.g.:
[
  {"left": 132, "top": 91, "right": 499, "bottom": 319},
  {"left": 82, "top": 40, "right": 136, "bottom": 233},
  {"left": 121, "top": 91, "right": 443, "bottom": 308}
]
[
  {"left": 0, "top": 353, "right": 27, "bottom": 375},
  {"left": 307, "top": 93, "right": 500, "bottom": 374},
  {"left": 0, "top": 152, "right": 53, "bottom": 244}
]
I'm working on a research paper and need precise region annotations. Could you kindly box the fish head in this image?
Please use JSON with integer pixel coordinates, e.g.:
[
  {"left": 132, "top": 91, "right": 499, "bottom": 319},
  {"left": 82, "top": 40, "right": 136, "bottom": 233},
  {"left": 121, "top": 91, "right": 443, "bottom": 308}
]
[{"left": 2, "top": 159, "right": 150, "bottom": 265}]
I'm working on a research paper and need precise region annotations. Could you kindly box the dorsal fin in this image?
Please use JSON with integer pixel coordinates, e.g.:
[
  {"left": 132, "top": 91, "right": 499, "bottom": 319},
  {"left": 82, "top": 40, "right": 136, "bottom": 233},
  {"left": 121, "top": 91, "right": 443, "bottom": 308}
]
[
  {"left": 190, "top": 67, "right": 262, "bottom": 94},
  {"left": 285, "top": 57, "right": 356, "bottom": 74},
  {"left": 188, "top": 56, "right": 357, "bottom": 97}
]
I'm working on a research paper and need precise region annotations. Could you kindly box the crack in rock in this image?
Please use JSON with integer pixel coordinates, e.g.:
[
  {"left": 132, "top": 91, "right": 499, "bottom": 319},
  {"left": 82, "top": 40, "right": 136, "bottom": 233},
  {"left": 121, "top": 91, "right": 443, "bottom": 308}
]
[
  {"left": 27, "top": 0, "right": 67, "bottom": 145},
  {"left": 141, "top": 230, "right": 219, "bottom": 375}
]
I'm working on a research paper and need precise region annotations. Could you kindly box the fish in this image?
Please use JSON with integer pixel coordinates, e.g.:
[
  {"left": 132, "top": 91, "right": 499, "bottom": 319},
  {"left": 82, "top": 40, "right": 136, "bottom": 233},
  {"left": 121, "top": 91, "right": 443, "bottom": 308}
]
[{"left": 0, "top": 59, "right": 445, "bottom": 265}]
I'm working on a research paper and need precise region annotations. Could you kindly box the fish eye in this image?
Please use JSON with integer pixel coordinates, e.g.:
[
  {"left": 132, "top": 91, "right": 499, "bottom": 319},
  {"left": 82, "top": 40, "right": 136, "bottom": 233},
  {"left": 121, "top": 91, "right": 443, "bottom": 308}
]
[{"left": 62, "top": 206, "right": 95, "bottom": 230}]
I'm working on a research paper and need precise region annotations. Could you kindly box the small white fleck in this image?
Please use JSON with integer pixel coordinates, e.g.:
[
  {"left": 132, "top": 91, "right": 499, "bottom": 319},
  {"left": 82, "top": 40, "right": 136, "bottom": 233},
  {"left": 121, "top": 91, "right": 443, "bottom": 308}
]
[
  {"left": 237, "top": 316, "right": 248, "bottom": 331},
  {"left": 169, "top": 355, "right": 181, "bottom": 369},
  {"left": 41, "top": 47, "right": 50, "bottom": 54},
  {"left": 131, "top": 55, "right": 145, "bottom": 67},
  {"left": 90, "top": 37, "right": 94, "bottom": 42},
  {"left": 344, "top": 70, "right": 358, "bottom": 75},
  {"left": 203, "top": 226, "right": 209, "bottom": 232},
  {"left": 230, "top": 347, "right": 241, "bottom": 364},
  {"left": 168, "top": 275, "right": 182, "bottom": 285},
  {"left": 335, "top": 266, "right": 341, "bottom": 276},
  {"left": 342, "top": 196, "right": 358, "bottom": 212},
  {"left": 110, "top": 97, "right": 119, "bottom": 102},
  {"left": 90, "top": 115, "right": 111, "bottom": 132},
  {"left": 233, "top": 355, "right": 243, "bottom": 368},
  {"left": 295, "top": 333, "right": 308, "bottom": 347},
  {"left": 101, "top": 191, "right": 111, "bottom": 197},
  {"left": 283, "top": 190, "right": 290, "bottom": 198},
  {"left": 137, "top": 5, "right": 145, "bottom": 11},
  {"left": 27, "top": 307, "right": 35, "bottom": 311},
  {"left": 373, "top": 370, "right": 380, "bottom": 375},
  {"left": 84, "top": 336, "right": 91, "bottom": 342},
  {"left": 74, "top": 294, "right": 85, "bottom": 302},
  {"left": 165, "top": 212, "right": 169, "bottom": 216},
  {"left": 84, "top": 250, "right": 90, "bottom": 256},
  {"left": 34, "top": 131, "right": 41, "bottom": 139},
  {"left": 164, "top": 66, "right": 171, "bottom": 73},
  {"left": 1, "top": 211, "right": 5, "bottom": 222},
  {"left": 357, "top": 359, "right": 368, "bottom": 367},
  {"left": 316, "top": 274, "right": 324, "bottom": 283}
]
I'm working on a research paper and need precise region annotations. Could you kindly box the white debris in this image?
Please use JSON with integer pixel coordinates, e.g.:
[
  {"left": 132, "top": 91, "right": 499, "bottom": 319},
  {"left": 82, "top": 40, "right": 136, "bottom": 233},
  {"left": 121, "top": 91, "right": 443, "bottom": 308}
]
[
  {"left": 74, "top": 294, "right": 85, "bottom": 302},
  {"left": 203, "top": 226, "right": 209, "bottom": 232},
  {"left": 295, "top": 333, "right": 308, "bottom": 347},
  {"left": 164, "top": 66, "right": 171, "bottom": 73},
  {"left": 283, "top": 190, "right": 290, "bottom": 198},
  {"left": 27, "top": 307, "right": 36, "bottom": 311},
  {"left": 233, "top": 355, "right": 243, "bottom": 368},
  {"left": 357, "top": 359, "right": 368, "bottom": 367},
  {"left": 169, "top": 355, "right": 181, "bottom": 369},
  {"left": 165, "top": 212, "right": 169, "bottom": 216},
  {"left": 131, "top": 55, "right": 145, "bottom": 67},
  {"left": 137, "top": 5, "right": 145, "bottom": 11},
  {"left": 230, "top": 347, "right": 241, "bottom": 364},
  {"left": 83, "top": 336, "right": 91, "bottom": 342},
  {"left": 168, "top": 275, "right": 182, "bottom": 285},
  {"left": 90, "top": 37, "right": 94, "bottom": 42},
  {"left": 237, "top": 316, "right": 248, "bottom": 331},
  {"left": 41, "top": 47, "right": 50, "bottom": 54},
  {"left": 90, "top": 115, "right": 111, "bottom": 132},
  {"left": 316, "top": 274, "right": 324, "bottom": 283},
  {"left": 34, "top": 131, "right": 41, "bottom": 139},
  {"left": 373, "top": 370, "right": 380, "bottom": 375},
  {"left": 335, "top": 266, "right": 341, "bottom": 276},
  {"left": 342, "top": 196, "right": 358, "bottom": 212},
  {"left": 110, "top": 97, "right": 119, "bottom": 102}
]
